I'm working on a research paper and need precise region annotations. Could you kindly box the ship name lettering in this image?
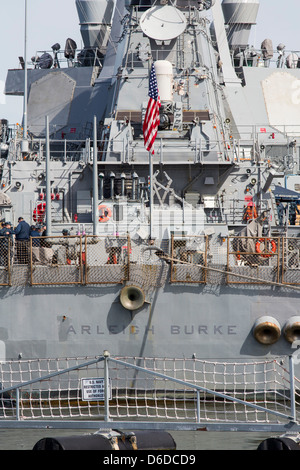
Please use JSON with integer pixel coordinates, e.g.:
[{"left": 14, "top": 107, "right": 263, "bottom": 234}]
[
  {"left": 214, "top": 325, "right": 222, "bottom": 335},
  {"left": 82, "top": 325, "right": 91, "bottom": 334},
  {"left": 171, "top": 325, "right": 236, "bottom": 335},
  {"left": 66, "top": 324, "right": 237, "bottom": 336},
  {"left": 66, "top": 324, "right": 143, "bottom": 335},
  {"left": 66, "top": 325, "right": 76, "bottom": 334},
  {"left": 199, "top": 326, "right": 208, "bottom": 334}
]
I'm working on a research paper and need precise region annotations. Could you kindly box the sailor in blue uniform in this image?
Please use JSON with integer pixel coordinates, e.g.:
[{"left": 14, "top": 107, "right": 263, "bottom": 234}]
[
  {"left": 289, "top": 201, "right": 300, "bottom": 225},
  {"left": 276, "top": 201, "right": 285, "bottom": 225},
  {"left": 0, "top": 222, "right": 14, "bottom": 267},
  {"left": 15, "top": 217, "right": 30, "bottom": 263}
]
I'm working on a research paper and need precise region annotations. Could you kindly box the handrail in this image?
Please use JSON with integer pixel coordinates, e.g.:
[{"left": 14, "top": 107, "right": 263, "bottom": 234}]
[
  {"left": 0, "top": 234, "right": 300, "bottom": 287},
  {"left": 109, "top": 356, "right": 296, "bottom": 423},
  {"left": 6, "top": 123, "right": 300, "bottom": 163},
  {"left": 0, "top": 353, "right": 296, "bottom": 425},
  {"left": 1, "top": 356, "right": 104, "bottom": 422},
  {"left": 27, "top": 46, "right": 102, "bottom": 70},
  {"left": 230, "top": 46, "right": 300, "bottom": 70}
]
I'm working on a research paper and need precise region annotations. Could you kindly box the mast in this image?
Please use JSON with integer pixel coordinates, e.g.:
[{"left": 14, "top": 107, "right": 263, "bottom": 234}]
[{"left": 22, "top": 0, "right": 28, "bottom": 144}]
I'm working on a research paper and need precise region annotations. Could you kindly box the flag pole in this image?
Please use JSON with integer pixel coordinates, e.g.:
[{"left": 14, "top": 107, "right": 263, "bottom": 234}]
[
  {"left": 143, "top": 62, "right": 160, "bottom": 241},
  {"left": 149, "top": 150, "right": 153, "bottom": 240},
  {"left": 23, "top": 0, "right": 28, "bottom": 144}
]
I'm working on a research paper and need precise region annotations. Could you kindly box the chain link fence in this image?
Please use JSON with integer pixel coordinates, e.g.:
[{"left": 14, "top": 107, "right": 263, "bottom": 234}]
[
  {"left": 0, "top": 234, "right": 299, "bottom": 288},
  {"left": 227, "top": 236, "right": 280, "bottom": 285}
]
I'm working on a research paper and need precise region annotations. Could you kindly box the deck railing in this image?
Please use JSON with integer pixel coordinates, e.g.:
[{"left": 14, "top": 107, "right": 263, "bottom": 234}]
[
  {"left": 0, "top": 352, "right": 299, "bottom": 432},
  {"left": 0, "top": 234, "right": 300, "bottom": 288}
]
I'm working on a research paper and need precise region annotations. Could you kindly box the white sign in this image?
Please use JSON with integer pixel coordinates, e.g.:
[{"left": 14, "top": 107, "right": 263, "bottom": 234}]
[{"left": 81, "top": 377, "right": 111, "bottom": 401}]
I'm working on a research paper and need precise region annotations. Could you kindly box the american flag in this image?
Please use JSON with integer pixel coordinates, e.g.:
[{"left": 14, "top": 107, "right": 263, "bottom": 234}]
[{"left": 143, "top": 63, "right": 161, "bottom": 155}]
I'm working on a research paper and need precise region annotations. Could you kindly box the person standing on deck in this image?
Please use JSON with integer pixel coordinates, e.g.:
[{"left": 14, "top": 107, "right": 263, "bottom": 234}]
[
  {"left": 15, "top": 217, "right": 30, "bottom": 264},
  {"left": 0, "top": 222, "right": 14, "bottom": 267},
  {"left": 289, "top": 201, "right": 300, "bottom": 225}
]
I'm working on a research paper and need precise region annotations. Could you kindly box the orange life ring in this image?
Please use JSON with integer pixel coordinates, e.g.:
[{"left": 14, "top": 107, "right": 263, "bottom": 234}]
[
  {"left": 33, "top": 202, "right": 46, "bottom": 222},
  {"left": 255, "top": 238, "right": 277, "bottom": 258},
  {"left": 98, "top": 204, "right": 112, "bottom": 223}
]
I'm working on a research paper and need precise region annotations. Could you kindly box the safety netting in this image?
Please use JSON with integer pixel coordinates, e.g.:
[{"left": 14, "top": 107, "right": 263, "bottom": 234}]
[{"left": 0, "top": 355, "right": 298, "bottom": 425}]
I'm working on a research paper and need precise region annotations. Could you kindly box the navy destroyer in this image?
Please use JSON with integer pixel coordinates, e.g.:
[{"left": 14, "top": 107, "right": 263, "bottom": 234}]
[{"left": 1, "top": 0, "right": 300, "bottom": 368}]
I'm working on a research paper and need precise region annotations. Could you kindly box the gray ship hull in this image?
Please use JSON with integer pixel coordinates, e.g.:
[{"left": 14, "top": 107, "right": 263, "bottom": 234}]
[{"left": 0, "top": 282, "right": 295, "bottom": 361}]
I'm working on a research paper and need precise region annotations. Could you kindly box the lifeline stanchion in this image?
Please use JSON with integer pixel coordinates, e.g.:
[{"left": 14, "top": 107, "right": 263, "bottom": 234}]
[{"left": 104, "top": 350, "right": 110, "bottom": 422}]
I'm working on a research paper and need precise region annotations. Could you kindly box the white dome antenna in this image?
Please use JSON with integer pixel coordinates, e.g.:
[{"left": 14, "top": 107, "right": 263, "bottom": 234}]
[{"left": 140, "top": 5, "right": 187, "bottom": 41}]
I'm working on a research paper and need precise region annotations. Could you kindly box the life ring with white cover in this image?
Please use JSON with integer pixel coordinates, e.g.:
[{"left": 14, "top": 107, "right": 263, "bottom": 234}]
[
  {"left": 33, "top": 202, "right": 46, "bottom": 222},
  {"left": 98, "top": 204, "right": 112, "bottom": 223},
  {"left": 255, "top": 238, "right": 276, "bottom": 258}
]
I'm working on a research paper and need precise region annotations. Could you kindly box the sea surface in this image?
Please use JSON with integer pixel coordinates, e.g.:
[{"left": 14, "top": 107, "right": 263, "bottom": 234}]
[{"left": 0, "top": 428, "right": 278, "bottom": 450}]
